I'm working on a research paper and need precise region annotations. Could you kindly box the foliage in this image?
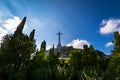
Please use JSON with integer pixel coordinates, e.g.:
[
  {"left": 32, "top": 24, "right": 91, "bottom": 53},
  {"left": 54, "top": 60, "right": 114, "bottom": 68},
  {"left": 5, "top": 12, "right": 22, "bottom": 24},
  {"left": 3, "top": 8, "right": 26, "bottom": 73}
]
[
  {"left": 69, "top": 49, "right": 82, "bottom": 70},
  {"left": 104, "top": 54, "right": 120, "bottom": 80},
  {"left": 112, "top": 31, "right": 120, "bottom": 55},
  {"left": 0, "top": 24, "right": 120, "bottom": 80},
  {"left": 0, "top": 30, "right": 36, "bottom": 79}
]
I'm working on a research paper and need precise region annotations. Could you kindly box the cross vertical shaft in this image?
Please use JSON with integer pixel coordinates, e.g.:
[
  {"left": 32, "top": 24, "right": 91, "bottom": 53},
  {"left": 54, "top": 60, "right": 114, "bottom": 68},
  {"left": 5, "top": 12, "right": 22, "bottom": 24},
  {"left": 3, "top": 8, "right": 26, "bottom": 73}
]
[{"left": 57, "top": 31, "right": 62, "bottom": 47}]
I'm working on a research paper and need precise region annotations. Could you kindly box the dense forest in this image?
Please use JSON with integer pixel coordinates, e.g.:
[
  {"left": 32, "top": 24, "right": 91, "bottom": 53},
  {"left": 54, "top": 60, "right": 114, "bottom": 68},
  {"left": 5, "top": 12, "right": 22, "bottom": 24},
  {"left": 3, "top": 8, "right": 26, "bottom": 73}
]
[{"left": 0, "top": 17, "right": 120, "bottom": 80}]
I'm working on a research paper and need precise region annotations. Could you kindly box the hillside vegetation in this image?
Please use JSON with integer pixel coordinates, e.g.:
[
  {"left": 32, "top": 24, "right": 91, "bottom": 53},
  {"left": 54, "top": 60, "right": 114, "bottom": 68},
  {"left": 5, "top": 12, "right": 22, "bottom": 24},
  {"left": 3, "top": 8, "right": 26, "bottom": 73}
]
[{"left": 0, "top": 17, "right": 120, "bottom": 80}]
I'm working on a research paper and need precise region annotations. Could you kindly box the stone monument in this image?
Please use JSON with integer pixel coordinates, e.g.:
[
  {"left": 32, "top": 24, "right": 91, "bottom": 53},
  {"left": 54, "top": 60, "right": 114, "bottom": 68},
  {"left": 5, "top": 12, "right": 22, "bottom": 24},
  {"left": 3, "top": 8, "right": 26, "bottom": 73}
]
[{"left": 57, "top": 31, "right": 62, "bottom": 54}]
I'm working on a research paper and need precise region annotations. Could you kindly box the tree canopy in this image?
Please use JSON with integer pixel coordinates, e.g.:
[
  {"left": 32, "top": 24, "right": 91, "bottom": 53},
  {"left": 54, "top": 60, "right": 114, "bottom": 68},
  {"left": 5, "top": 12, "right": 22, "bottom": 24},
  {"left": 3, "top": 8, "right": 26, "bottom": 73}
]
[{"left": 0, "top": 17, "right": 120, "bottom": 80}]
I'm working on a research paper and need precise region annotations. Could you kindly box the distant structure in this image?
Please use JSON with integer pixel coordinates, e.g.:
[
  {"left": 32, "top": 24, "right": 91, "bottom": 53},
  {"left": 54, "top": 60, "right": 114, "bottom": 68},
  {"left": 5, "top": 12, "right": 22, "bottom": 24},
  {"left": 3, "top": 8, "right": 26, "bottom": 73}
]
[
  {"left": 57, "top": 31, "right": 62, "bottom": 53},
  {"left": 56, "top": 31, "right": 73, "bottom": 58},
  {"left": 49, "top": 31, "right": 106, "bottom": 59}
]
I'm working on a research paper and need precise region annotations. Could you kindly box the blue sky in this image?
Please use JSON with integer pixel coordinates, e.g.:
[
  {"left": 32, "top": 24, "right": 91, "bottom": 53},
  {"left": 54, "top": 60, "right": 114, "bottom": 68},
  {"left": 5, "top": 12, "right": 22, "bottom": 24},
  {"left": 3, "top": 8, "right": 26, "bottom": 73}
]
[{"left": 0, "top": 0, "right": 120, "bottom": 54}]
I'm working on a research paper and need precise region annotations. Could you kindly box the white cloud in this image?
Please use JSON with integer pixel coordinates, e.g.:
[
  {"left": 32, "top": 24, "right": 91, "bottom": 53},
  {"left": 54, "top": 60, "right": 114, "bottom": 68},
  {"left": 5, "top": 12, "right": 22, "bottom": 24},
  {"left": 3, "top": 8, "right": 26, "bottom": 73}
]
[
  {"left": 0, "top": 16, "right": 21, "bottom": 42},
  {"left": 105, "top": 42, "right": 114, "bottom": 48},
  {"left": 100, "top": 18, "right": 120, "bottom": 34},
  {"left": 0, "top": 27, "right": 7, "bottom": 43},
  {"left": 3, "top": 16, "right": 21, "bottom": 33},
  {"left": 46, "top": 45, "right": 52, "bottom": 50},
  {"left": 66, "top": 39, "right": 90, "bottom": 49}
]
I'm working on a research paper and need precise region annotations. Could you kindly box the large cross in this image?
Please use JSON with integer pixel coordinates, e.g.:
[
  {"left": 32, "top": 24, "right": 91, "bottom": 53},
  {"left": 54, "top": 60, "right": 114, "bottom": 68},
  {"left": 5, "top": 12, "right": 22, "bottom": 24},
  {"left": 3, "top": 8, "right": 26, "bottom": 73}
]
[{"left": 57, "top": 31, "right": 62, "bottom": 46}]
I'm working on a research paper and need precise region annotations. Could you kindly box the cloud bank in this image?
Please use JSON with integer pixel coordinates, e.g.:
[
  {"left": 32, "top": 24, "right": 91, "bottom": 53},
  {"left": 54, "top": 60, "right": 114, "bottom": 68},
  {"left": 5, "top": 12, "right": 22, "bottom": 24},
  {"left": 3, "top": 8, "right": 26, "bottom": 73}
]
[
  {"left": 105, "top": 42, "right": 114, "bottom": 48},
  {"left": 67, "top": 39, "right": 90, "bottom": 49},
  {"left": 100, "top": 18, "right": 120, "bottom": 34},
  {"left": 0, "top": 16, "right": 21, "bottom": 42},
  {"left": 46, "top": 45, "right": 52, "bottom": 50}
]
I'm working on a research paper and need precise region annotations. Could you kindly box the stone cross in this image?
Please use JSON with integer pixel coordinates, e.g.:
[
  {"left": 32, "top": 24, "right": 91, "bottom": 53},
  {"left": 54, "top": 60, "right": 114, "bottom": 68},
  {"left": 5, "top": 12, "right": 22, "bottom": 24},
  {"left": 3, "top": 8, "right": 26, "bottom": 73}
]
[{"left": 57, "top": 31, "right": 62, "bottom": 47}]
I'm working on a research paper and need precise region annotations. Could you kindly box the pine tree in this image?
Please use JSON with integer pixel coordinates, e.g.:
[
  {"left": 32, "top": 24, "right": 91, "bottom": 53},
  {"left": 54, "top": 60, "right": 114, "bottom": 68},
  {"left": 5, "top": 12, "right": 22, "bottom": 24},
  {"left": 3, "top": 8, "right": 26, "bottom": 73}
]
[
  {"left": 112, "top": 31, "right": 120, "bottom": 55},
  {"left": 40, "top": 40, "right": 46, "bottom": 53},
  {"left": 0, "top": 17, "right": 36, "bottom": 80}
]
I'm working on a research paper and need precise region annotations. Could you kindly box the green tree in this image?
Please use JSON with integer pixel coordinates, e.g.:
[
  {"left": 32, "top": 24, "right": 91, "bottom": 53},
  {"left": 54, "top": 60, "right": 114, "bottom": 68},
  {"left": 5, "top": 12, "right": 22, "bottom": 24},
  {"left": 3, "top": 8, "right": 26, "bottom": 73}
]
[
  {"left": 104, "top": 54, "right": 120, "bottom": 80},
  {"left": 48, "top": 45, "right": 59, "bottom": 66},
  {"left": 82, "top": 45, "right": 97, "bottom": 67},
  {"left": 40, "top": 40, "right": 46, "bottom": 53},
  {"left": 29, "top": 40, "right": 50, "bottom": 80},
  {"left": 0, "top": 32, "right": 36, "bottom": 79},
  {"left": 0, "top": 17, "right": 36, "bottom": 80},
  {"left": 69, "top": 49, "right": 82, "bottom": 71},
  {"left": 104, "top": 31, "right": 120, "bottom": 79},
  {"left": 112, "top": 31, "right": 120, "bottom": 55},
  {"left": 47, "top": 45, "right": 61, "bottom": 79}
]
